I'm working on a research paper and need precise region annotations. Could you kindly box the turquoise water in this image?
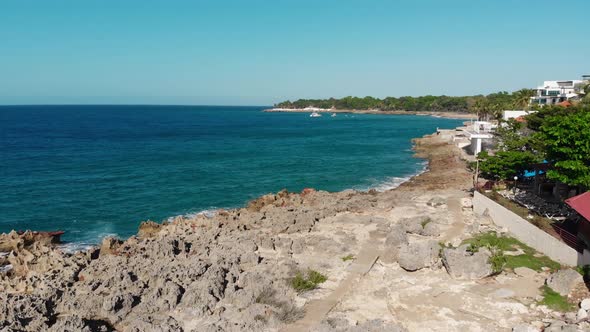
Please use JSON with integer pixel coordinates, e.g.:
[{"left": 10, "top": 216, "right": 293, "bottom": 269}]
[{"left": 0, "top": 105, "right": 463, "bottom": 245}]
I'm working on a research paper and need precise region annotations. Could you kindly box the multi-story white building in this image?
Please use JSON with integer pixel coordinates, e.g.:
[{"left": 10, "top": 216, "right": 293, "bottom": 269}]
[{"left": 530, "top": 79, "right": 586, "bottom": 106}]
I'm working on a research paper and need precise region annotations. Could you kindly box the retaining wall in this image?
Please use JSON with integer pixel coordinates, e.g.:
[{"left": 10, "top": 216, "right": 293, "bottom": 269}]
[{"left": 473, "top": 191, "right": 590, "bottom": 266}]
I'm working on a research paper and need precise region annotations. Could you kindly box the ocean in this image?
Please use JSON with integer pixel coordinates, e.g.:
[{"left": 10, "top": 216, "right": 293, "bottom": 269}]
[{"left": 0, "top": 105, "right": 464, "bottom": 246}]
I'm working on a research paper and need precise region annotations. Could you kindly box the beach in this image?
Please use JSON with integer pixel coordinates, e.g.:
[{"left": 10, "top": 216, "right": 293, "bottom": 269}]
[{"left": 0, "top": 130, "right": 574, "bottom": 332}]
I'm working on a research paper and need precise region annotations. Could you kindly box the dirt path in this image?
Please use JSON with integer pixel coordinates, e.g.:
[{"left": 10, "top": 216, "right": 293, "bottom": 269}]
[
  {"left": 283, "top": 234, "right": 383, "bottom": 331},
  {"left": 442, "top": 193, "right": 467, "bottom": 242}
]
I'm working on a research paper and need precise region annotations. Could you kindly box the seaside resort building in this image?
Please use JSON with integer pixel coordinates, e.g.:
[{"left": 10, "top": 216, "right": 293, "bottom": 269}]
[{"left": 530, "top": 79, "right": 586, "bottom": 106}]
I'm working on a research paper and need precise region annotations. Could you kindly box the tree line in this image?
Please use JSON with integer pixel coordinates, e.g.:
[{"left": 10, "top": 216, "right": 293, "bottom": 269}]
[{"left": 275, "top": 89, "right": 536, "bottom": 114}]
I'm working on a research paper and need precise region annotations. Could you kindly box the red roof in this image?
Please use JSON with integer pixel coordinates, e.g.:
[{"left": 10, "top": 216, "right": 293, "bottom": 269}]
[
  {"left": 566, "top": 192, "right": 590, "bottom": 221},
  {"left": 558, "top": 100, "right": 572, "bottom": 107}
]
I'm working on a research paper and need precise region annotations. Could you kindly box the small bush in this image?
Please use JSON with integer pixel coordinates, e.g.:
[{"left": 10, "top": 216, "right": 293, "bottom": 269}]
[
  {"left": 307, "top": 270, "right": 327, "bottom": 284},
  {"left": 538, "top": 285, "right": 576, "bottom": 312},
  {"left": 420, "top": 218, "right": 432, "bottom": 228},
  {"left": 290, "top": 269, "right": 327, "bottom": 293},
  {"left": 341, "top": 254, "right": 354, "bottom": 262},
  {"left": 466, "top": 244, "right": 479, "bottom": 254},
  {"left": 489, "top": 249, "right": 507, "bottom": 274}
]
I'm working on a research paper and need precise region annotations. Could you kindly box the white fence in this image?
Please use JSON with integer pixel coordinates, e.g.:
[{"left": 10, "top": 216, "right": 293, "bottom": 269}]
[{"left": 473, "top": 191, "right": 590, "bottom": 266}]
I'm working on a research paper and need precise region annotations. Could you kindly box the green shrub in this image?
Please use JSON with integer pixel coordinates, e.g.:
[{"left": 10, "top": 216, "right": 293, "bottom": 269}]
[
  {"left": 341, "top": 254, "right": 355, "bottom": 262},
  {"left": 489, "top": 249, "right": 507, "bottom": 274},
  {"left": 466, "top": 244, "right": 479, "bottom": 254},
  {"left": 290, "top": 269, "right": 327, "bottom": 293},
  {"left": 307, "top": 270, "right": 327, "bottom": 284},
  {"left": 420, "top": 218, "right": 432, "bottom": 228}
]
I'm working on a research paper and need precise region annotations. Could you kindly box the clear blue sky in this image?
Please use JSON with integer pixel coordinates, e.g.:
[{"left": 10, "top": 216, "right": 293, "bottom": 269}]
[{"left": 1, "top": 0, "right": 588, "bottom": 105}]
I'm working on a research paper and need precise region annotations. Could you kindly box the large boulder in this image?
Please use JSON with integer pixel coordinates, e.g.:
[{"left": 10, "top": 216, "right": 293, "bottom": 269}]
[
  {"left": 399, "top": 217, "right": 424, "bottom": 234},
  {"left": 382, "top": 224, "right": 409, "bottom": 263},
  {"left": 421, "top": 221, "right": 440, "bottom": 237},
  {"left": 398, "top": 240, "right": 440, "bottom": 271},
  {"left": 546, "top": 269, "right": 584, "bottom": 296},
  {"left": 441, "top": 244, "right": 493, "bottom": 280}
]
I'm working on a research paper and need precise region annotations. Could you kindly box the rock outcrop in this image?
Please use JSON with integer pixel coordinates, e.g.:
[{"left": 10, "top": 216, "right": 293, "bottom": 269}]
[
  {"left": 398, "top": 240, "right": 440, "bottom": 271},
  {"left": 441, "top": 244, "right": 493, "bottom": 280},
  {"left": 546, "top": 269, "right": 584, "bottom": 296},
  {"left": 0, "top": 188, "right": 384, "bottom": 331}
]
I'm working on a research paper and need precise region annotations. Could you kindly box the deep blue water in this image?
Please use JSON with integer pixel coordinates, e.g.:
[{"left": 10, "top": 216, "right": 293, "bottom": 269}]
[{"left": 0, "top": 105, "right": 463, "bottom": 245}]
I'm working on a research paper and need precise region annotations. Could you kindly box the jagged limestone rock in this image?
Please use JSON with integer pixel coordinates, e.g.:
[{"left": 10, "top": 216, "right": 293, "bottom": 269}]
[
  {"left": 441, "top": 244, "right": 493, "bottom": 280},
  {"left": 398, "top": 240, "right": 441, "bottom": 271},
  {"left": 546, "top": 269, "right": 584, "bottom": 296}
]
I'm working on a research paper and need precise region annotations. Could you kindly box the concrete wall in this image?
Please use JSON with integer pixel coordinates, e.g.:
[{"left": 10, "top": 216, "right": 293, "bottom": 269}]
[{"left": 473, "top": 191, "right": 590, "bottom": 266}]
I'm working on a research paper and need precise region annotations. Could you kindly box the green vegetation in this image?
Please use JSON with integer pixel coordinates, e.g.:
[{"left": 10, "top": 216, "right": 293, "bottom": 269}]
[
  {"left": 538, "top": 285, "right": 576, "bottom": 312},
  {"left": 489, "top": 249, "right": 507, "bottom": 274},
  {"left": 477, "top": 103, "right": 590, "bottom": 188},
  {"left": 290, "top": 269, "right": 327, "bottom": 292},
  {"left": 576, "top": 265, "right": 590, "bottom": 275},
  {"left": 478, "top": 150, "right": 539, "bottom": 181},
  {"left": 462, "top": 232, "right": 560, "bottom": 272},
  {"left": 420, "top": 218, "right": 432, "bottom": 228},
  {"left": 341, "top": 254, "right": 355, "bottom": 262},
  {"left": 536, "top": 108, "right": 590, "bottom": 188},
  {"left": 275, "top": 90, "right": 535, "bottom": 115},
  {"left": 477, "top": 117, "right": 542, "bottom": 181}
]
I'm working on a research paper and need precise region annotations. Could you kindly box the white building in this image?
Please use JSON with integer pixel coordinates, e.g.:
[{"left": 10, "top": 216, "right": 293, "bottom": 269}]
[
  {"left": 530, "top": 80, "right": 585, "bottom": 106},
  {"left": 466, "top": 121, "right": 495, "bottom": 155}
]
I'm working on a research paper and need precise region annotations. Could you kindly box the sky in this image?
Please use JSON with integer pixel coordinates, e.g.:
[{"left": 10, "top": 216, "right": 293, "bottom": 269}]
[{"left": 0, "top": 0, "right": 589, "bottom": 106}]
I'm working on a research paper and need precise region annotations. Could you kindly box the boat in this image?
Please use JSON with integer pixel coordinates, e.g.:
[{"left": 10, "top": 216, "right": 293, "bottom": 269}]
[
  {"left": 310, "top": 112, "right": 322, "bottom": 117},
  {"left": 331, "top": 113, "right": 337, "bottom": 117}
]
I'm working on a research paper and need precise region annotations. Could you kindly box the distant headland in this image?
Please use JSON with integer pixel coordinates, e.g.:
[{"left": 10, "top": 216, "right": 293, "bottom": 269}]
[{"left": 268, "top": 90, "right": 535, "bottom": 119}]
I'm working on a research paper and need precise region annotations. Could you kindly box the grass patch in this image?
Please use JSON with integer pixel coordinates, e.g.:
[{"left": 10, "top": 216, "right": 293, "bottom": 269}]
[
  {"left": 290, "top": 269, "right": 327, "bottom": 293},
  {"left": 538, "top": 285, "right": 576, "bottom": 312},
  {"left": 420, "top": 217, "right": 432, "bottom": 228},
  {"left": 341, "top": 254, "right": 355, "bottom": 262},
  {"left": 462, "top": 232, "right": 561, "bottom": 272}
]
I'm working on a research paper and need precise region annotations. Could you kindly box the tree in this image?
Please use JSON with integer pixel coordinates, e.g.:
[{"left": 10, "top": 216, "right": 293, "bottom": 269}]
[
  {"left": 478, "top": 150, "right": 538, "bottom": 181},
  {"left": 579, "top": 82, "right": 590, "bottom": 105},
  {"left": 477, "top": 117, "right": 541, "bottom": 181},
  {"left": 536, "top": 109, "right": 590, "bottom": 188},
  {"left": 512, "top": 89, "right": 536, "bottom": 109}
]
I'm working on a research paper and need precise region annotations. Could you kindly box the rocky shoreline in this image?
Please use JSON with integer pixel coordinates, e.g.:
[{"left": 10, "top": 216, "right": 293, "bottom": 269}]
[{"left": 1, "top": 132, "right": 588, "bottom": 332}]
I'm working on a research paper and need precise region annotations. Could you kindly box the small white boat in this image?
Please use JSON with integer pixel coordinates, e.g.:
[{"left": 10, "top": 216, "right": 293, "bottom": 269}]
[
  {"left": 310, "top": 112, "right": 322, "bottom": 117},
  {"left": 331, "top": 113, "right": 337, "bottom": 117}
]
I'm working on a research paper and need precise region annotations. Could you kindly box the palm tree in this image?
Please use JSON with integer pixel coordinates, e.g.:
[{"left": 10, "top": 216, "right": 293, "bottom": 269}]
[
  {"left": 472, "top": 98, "right": 488, "bottom": 121},
  {"left": 512, "top": 89, "right": 536, "bottom": 110}
]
